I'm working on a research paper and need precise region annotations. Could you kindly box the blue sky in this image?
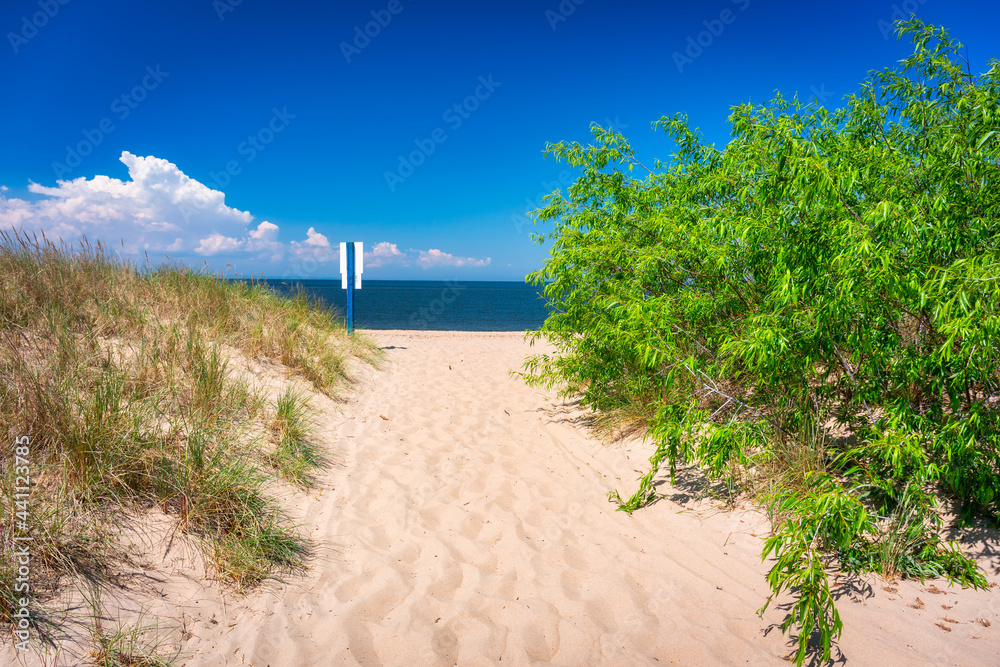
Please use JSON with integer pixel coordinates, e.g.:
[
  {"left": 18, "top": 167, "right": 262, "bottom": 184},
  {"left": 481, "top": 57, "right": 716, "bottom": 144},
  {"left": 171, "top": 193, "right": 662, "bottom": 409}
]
[{"left": 1, "top": 0, "right": 998, "bottom": 280}]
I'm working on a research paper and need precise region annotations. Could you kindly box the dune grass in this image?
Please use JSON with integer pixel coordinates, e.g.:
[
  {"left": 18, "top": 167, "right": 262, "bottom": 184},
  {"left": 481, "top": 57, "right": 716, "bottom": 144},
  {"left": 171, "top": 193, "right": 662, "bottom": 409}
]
[
  {"left": 0, "top": 230, "right": 377, "bottom": 659},
  {"left": 267, "top": 387, "right": 322, "bottom": 487}
]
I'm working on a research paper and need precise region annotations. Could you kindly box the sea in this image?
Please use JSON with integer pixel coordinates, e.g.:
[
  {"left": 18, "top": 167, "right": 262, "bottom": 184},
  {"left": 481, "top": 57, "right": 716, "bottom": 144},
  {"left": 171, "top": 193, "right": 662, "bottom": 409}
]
[{"left": 253, "top": 279, "right": 552, "bottom": 331}]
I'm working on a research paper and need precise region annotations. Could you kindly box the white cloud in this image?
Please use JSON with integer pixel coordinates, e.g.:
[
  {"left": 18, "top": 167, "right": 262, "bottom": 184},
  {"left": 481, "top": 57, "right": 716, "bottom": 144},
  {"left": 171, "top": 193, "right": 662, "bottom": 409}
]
[
  {"left": 194, "top": 220, "right": 283, "bottom": 259},
  {"left": 195, "top": 233, "right": 242, "bottom": 256},
  {"left": 370, "top": 241, "right": 402, "bottom": 258},
  {"left": 0, "top": 152, "right": 258, "bottom": 256},
  {"left": 416, "top": 248, "right": 491, "bottom": 268},
  {"left": 365, "top": 241, "right": 406, "bottom": 268},
  {"left": 249, "top": 220, "right": 279, "bottom": 242},
  {"left": 303, "top": 227, "right": 329, "bottom": 247},
  {"left": 356, "top": 243, "right": 490, "bottom": 270},
  {"left": 288, "top": 228, "right": 336, "bottom": 269},
  {"left": 244, "top": 220, "right": 283, "bottom": 262},
  {"left": 0, "top": 155, "right": 495, "bottom": 275}
]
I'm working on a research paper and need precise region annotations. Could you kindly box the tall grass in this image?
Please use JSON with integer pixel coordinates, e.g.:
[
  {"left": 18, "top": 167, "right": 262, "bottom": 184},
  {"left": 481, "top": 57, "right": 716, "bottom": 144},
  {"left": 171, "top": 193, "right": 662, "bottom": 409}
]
[
  {"left": 267, "top": 388, "right": 322, "bottom": 487},
  {"left": 0, "top": 230, "right": 377, "bottom": 659}
]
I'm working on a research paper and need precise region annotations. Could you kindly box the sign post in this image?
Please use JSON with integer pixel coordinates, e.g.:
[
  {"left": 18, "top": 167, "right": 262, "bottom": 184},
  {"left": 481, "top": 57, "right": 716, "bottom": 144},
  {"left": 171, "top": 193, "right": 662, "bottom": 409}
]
[{"left": 340, "top": 241, "right": 363, "bottom": 334}]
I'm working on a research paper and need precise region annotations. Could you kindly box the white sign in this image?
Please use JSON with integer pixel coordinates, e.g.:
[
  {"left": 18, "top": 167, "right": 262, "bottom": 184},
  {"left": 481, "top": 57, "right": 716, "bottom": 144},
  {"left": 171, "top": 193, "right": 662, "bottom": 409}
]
[{"left": 340, "top": 241, "right": 363, "bottom": 289}]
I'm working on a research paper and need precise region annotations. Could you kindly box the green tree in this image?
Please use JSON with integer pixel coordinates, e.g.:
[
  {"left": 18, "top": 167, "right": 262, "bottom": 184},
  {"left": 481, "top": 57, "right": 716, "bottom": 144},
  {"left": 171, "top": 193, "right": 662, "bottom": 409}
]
[{"left": 523, "top": 19, "right": 998, "bottom": 664}]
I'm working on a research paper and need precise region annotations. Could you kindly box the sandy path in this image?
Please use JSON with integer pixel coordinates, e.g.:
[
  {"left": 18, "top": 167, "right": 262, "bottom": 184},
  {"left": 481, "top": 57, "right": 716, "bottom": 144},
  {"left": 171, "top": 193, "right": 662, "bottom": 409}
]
[{"left": 178, "top": 331, "right": 1000, "bottom": 666}]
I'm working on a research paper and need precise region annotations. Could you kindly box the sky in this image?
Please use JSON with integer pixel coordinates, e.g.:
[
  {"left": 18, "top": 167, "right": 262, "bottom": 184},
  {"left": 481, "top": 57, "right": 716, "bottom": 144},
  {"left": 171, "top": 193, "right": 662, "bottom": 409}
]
[{"left": 1, "top": 0, "right": 998, "bottom": 280}]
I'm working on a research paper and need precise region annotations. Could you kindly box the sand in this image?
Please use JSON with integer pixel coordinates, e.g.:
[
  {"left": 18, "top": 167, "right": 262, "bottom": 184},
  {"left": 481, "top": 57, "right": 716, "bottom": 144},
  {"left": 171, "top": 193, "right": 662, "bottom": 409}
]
[{"left": 7, "top": 330, "right": 999, "bottom": 665}]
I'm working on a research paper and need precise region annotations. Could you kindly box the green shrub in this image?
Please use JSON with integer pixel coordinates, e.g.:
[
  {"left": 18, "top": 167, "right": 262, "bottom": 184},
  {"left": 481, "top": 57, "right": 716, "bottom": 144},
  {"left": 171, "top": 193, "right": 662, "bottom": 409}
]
[{"left": 523, "top": 19, "right": 998, "bottom": 664}]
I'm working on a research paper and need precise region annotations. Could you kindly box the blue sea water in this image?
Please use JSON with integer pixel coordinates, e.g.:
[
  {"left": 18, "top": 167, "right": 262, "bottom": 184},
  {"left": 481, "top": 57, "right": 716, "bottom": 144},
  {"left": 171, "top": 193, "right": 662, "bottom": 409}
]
[{"left": 257, "top": 279, "right": 552, "bottom": 331}]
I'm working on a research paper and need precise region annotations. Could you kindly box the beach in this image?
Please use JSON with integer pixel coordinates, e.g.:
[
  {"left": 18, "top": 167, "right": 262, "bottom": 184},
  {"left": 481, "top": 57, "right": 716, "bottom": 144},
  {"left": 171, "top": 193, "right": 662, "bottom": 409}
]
[
  {"left": 167, "top": 330, "right": 998, "bottom": 665},
  {"left": 5, "top": 330, "right": 996, "bottom": 666},
  {"left": 4, "top": 3, "right": 999, "bottom": 664}
]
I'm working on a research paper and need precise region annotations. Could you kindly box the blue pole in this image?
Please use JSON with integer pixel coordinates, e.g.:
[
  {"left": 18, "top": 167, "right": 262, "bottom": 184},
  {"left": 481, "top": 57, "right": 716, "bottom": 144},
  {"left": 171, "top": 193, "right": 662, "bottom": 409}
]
[{"left": 346, "top": 241, "right": 355, "bottom": 334}]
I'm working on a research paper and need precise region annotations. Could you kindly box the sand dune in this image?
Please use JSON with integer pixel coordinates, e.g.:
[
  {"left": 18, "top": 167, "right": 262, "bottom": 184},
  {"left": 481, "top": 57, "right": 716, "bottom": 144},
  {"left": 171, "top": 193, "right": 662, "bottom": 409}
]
[{"left": 7, "top": 331, "right": 997, "bottom": 666}]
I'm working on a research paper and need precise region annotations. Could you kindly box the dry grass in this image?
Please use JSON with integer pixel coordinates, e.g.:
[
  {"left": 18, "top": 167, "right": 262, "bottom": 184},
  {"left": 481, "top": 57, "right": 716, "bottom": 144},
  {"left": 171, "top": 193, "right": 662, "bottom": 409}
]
[{"left": 0, "top": 230, "right": 378, "bottom": 661}]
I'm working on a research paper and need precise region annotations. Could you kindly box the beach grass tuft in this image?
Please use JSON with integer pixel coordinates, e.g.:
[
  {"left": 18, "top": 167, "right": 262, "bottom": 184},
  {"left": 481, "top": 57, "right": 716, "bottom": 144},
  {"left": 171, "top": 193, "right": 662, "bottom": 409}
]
[{"left": 0, "top": 230, "right": 376, "bottom": 659}]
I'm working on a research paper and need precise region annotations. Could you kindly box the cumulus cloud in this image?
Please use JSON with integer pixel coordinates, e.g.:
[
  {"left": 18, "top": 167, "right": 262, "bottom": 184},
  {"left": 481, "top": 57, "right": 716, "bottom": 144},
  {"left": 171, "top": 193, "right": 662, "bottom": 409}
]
[
  {"left": 365, "top": 241, "right": 406, "bottom": 268},
  {"left": 303, "top": 227, "right": 329, "bottom": 247},
  {"left": 249, "top": 220, "right": 279, "bottom": 243},
  {"left": 0, "top": 153, "right": 493, "bottom": 275},
  {"left": 284, "top": 227, "right": 340, "bottom": 275},
  {"left": 245, "top": 220, "right": 283, "bottom": 262},
  {"left": 370, "top": 241, "right": 401, "bottom": 257},
  {"left": 194, "top": 233, "right": 242, "bottom": 256},
  {"left": 416, "top": 248, "right": 491, "bottom": 268},
  {"left": 194, "top": 220, "right": 285, "bottom": 259},
  {"left": 0, "top": 152, "right": 260, "bottom": 255},
  {"left": 357, "top": 243, "right": 490, "bottom": 270}
]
